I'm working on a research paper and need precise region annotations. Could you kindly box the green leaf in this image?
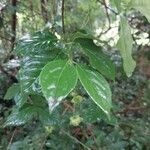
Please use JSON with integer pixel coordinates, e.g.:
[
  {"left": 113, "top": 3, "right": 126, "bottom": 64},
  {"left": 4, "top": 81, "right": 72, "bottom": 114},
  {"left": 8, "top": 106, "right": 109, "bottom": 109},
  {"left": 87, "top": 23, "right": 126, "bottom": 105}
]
[
  {"left": 80, "top": 99, "right": 117, "bottom": 125},
  {"left": 4, "top": 83, "right": 27, "bottom": 107},
  {"left": 4, "top": 83, "right": 20, "bottom": 100},
  {"left": 14, "top": 93, "right": 27, "bottom": 108},
  {"left": 131, "top": 0, "right": 150, "bottom": 22},
  {"left": 16, "top": 30, "right": 60, "bottom": 94},
  {"left": 16, "top": 29, "right": 57, "bottom": 56},
  {"left": 39, "top": 104, "right": 69, "bottom": 127},
  {"left": 5, "top": 95, "right": 51, "bottom": 126},
  {"left": 39, "top": 60, "right": 77, "bottom": 112},
  {"left": 122, "top": 0, "right": 131, "bottom": 4},
  {"left": 75, "top": 38, "right": 115, "bottom": 80},
  {"left": 72, "top": 30, "right": 94, "bottom": 41},
  {"left": 4, "top": 105, "right": 37, "bottom": 126},
  {"left": 76, "top": 65, "right": 112, "bottom": 116},
  {"left": 117, "top": 17, "right": 136, "bottom": 77}
]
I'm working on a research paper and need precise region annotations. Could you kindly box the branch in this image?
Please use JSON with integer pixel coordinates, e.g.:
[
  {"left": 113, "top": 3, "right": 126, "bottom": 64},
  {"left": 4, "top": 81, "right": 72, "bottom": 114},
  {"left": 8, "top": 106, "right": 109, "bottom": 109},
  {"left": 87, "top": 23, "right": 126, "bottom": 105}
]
[
  {"left": 7, "top": 128, "right": 17, "bottom": 150},
  {"left": 11, "top": 0, "right": 17, "bottom": 51},
  {"left": 61, "top": 0, "right": 65, "bottom": 34},
  {"left": 97, "top": 0, "right": 118, "bottom": 15},
  {"left": 102, "top": 0, "right": 111, "bottom": 27},
  {"left": 97, "top": 0, "right": 118, "bottom": 37},
  {"left": 41, "top": 0, "right": 48, "bottom": 23},
  {"left": 61, "top": 129, "right": 91, "bottom": 150},
  {"left": 97, "top": 0, "right": 112, "bottom": 37}
]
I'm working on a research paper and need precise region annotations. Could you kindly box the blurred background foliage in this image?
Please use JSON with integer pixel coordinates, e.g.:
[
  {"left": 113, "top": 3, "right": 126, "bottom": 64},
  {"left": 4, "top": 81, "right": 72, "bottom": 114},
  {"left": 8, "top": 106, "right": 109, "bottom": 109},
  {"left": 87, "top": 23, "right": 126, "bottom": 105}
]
[{"left": 0, "top": 0, "right": 150, "bottom": 149}]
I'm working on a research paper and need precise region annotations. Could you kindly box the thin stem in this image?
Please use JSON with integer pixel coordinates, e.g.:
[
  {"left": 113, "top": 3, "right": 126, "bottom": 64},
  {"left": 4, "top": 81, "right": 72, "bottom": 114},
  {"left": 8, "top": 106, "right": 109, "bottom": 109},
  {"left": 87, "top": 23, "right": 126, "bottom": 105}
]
[
  {"left": 7, "top": 128, "right": 17, "bottom": 150},
  {"left": 97, "top": 0, "right": 119, "bottom": 37},
  {"left": 102, "top": 0, "right": 111, "bottom": 28},
  {"left": 61, "top": 0, "right": 65, "bottom": 34},
  {"left": 61, "top": 129, "right": 91, "bottom": 150},
  {"left": 11, "top": 0, "right": 17, "bottom": 51},
  {"left": 97, "top": 0, "right": 118, "bottom": 15},
  {"left": 40, "top": 135, "right": 48, "bottom": 150}
]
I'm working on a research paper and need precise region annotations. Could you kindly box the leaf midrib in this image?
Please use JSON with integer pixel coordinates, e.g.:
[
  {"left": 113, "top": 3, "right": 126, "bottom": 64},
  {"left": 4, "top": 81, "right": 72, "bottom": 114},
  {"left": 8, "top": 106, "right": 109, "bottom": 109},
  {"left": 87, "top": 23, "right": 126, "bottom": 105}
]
[
  {"left": 76, "top": 65, "right": 111, "bottom": 114},
  {"left": 54, "top": 61, "right": 68, "bottom": 98}
]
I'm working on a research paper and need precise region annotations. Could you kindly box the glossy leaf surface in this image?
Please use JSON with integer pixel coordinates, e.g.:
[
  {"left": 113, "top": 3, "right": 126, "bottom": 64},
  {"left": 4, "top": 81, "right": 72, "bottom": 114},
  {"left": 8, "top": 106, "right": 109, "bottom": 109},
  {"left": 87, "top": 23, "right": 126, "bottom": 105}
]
[
  {"left": 39, "top": 60, "right": 77, "bottom": 111},
  {"left": 75, "top": 38, "right": 115, "bottom": 80},
  {"left": 4, "top": 106, "right": 36, "bottom": 126},
  {"left": 76, "top": 65, "right": 112, "bottom": 116},
  {"left": 16, "top": 30, "right": 60, "bottom": 94},
  {"left": 14, "top": 93, "right": 28, "bottom": 108}
]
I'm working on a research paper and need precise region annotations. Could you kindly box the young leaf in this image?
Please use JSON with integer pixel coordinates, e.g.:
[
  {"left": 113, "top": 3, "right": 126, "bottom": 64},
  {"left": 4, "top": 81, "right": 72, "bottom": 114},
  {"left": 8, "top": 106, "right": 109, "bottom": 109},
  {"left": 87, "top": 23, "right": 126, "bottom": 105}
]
[
  {"left": 39, "top": 60, "right": 77, "bottom": 112},
  {"left": 75, "top": 38, "right": 115, "bottom": 80},
  {"left": 117, "top": 17, "right": 136, "bottom": 77},
  {"left": 76, "top": 65, "right": 112, "bottom": 116},
  {"left": 4, "top": 83, "right": 20, "bottom": 100},
  {"left": 131, "top": 0, "right": 150, "bottom": 22}
]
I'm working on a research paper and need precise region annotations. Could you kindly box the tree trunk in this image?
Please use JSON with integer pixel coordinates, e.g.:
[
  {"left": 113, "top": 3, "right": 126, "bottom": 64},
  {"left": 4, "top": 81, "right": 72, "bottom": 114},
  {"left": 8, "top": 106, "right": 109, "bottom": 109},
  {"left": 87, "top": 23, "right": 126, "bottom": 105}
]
[
  {"left": 11, "top": 0, "right": 17, "bottom": 51},
  {"left": 41, "top": 0, "right": 48, "bottom": 23}
]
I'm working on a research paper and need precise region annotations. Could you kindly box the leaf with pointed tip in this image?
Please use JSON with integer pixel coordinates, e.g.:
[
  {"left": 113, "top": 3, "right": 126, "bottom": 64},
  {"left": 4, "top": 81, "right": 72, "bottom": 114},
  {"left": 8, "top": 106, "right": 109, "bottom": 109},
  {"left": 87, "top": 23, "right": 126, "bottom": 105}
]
[
  {"left": 39, "top": 60, "right": 77, "bottom": 112},
  {"left": 75, "top": 38, "right": 115, "bottom": 80},
  {"left": 76, "top": 65, "right": 112, "bottom": 116},
  {"left": 131, "top": 0, "right": 150, "bottom": 22},
  {"left": 80, "top": 99, "right": 117, "bottom": 125},
  {"left": 4, "top": 83, "right": 27, "bottom": 108},
  {"left": 117, "top": 17, "right": 136, "bottom": 77},
  {"left": 4, "top": 83, "right": 20, "bottom": 100}
]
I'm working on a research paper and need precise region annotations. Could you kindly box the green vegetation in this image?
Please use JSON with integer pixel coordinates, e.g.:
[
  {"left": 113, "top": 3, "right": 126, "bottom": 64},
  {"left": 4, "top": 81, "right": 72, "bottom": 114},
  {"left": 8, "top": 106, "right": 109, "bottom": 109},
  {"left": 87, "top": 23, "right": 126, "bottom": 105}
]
[{"left": 0, "top": 0, "right": 150, "bottom": 149}]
